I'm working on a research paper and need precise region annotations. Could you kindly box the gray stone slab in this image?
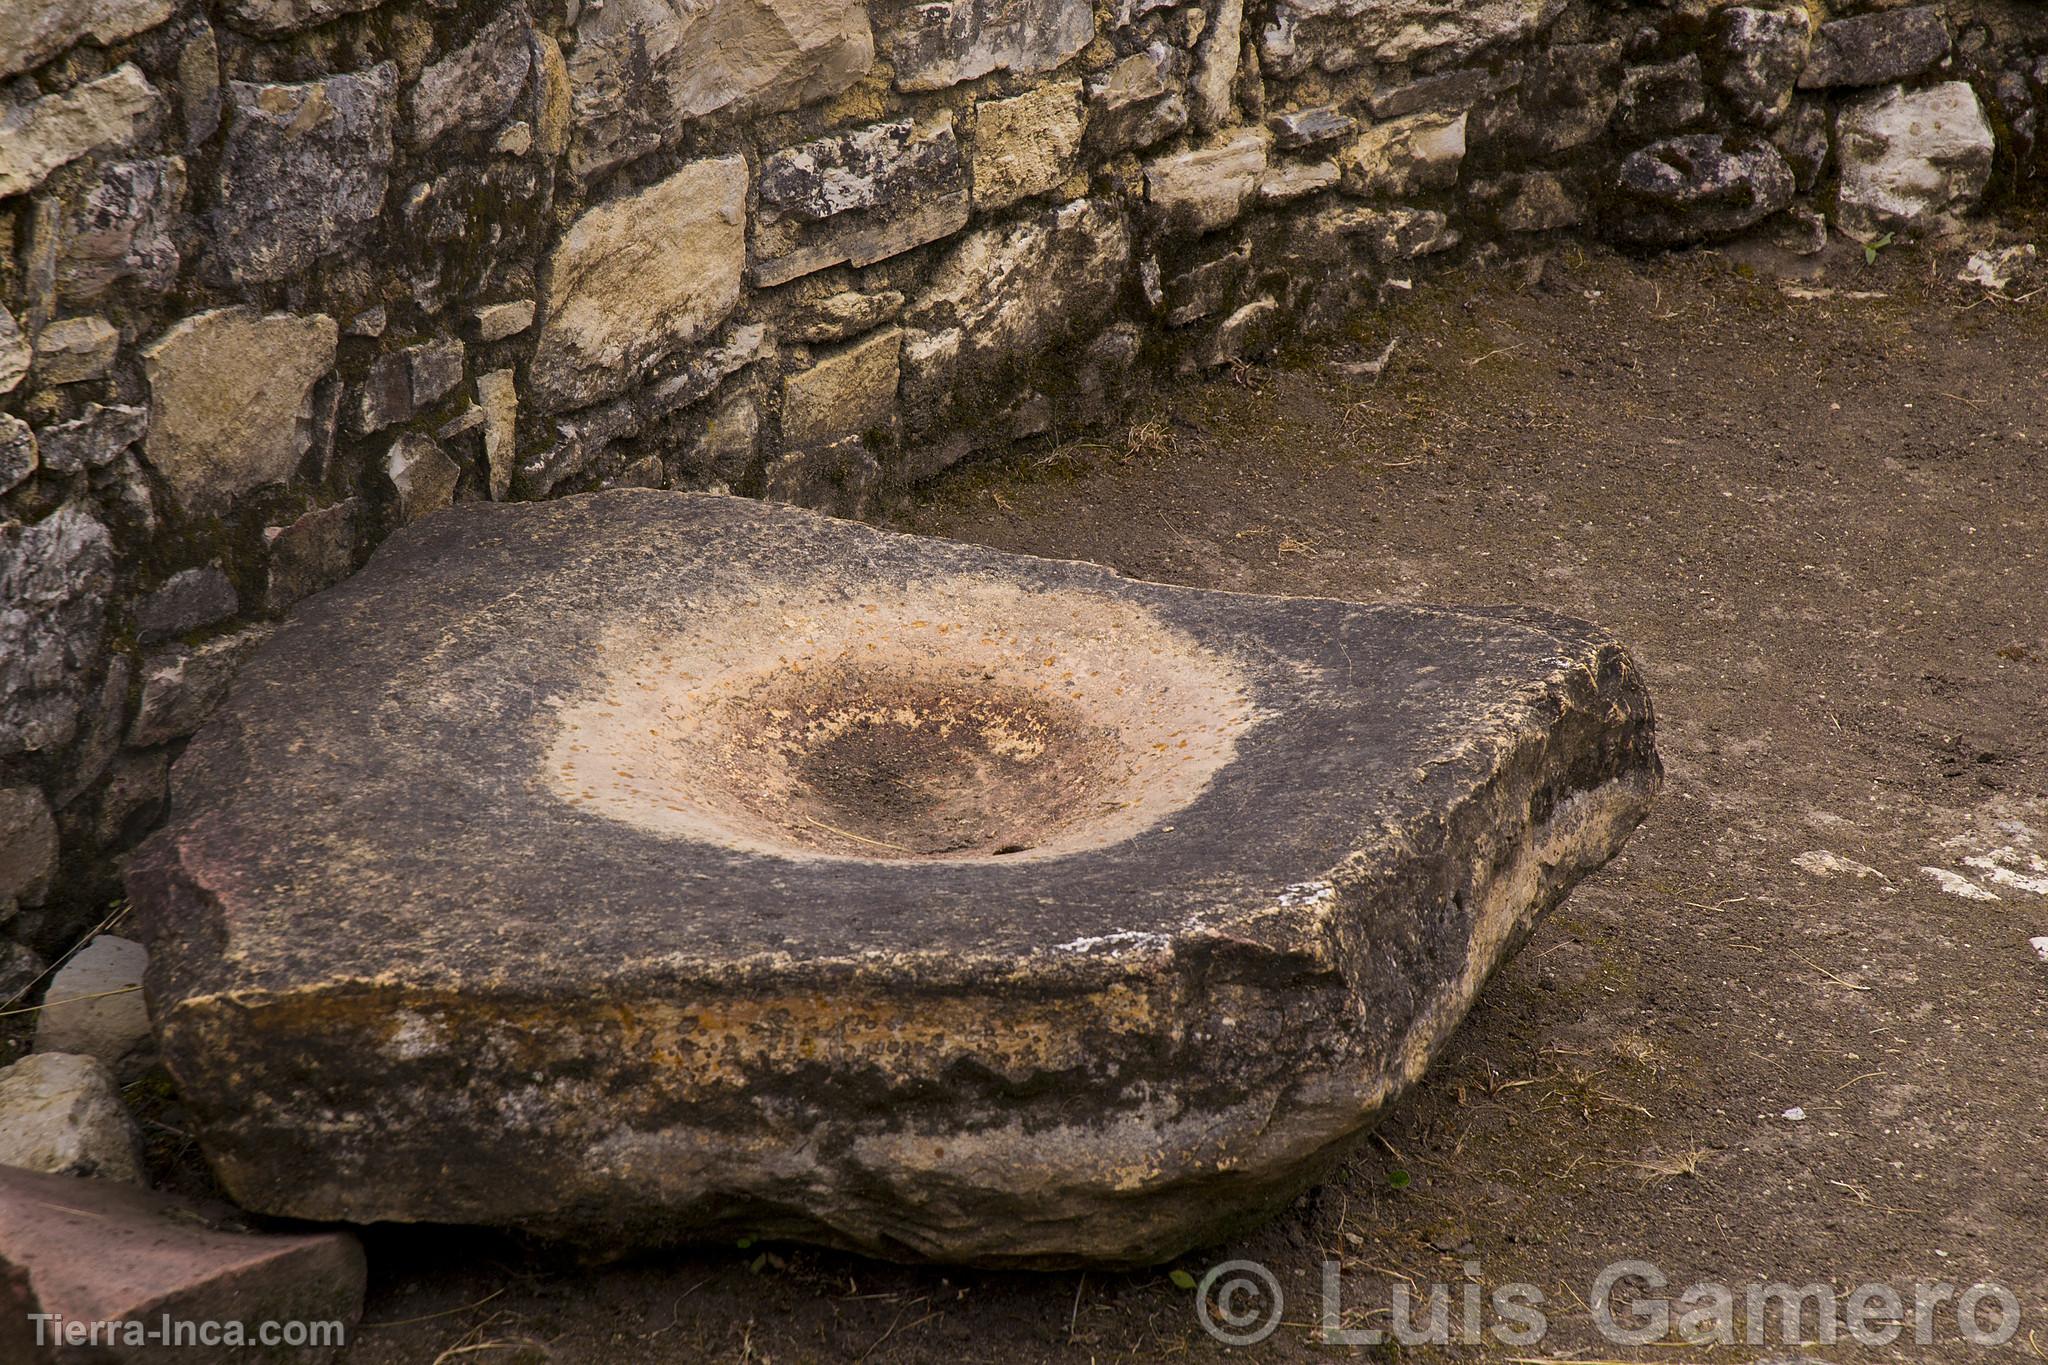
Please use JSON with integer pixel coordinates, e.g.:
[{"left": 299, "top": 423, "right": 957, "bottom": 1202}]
[{"left": 132, "top": 491, "right": 1659, "bottom": 1266}]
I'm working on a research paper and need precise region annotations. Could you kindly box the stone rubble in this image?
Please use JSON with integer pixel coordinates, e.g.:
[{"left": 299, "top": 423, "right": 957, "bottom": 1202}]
[{"left": 0, "top": 1051, "right": 144, "bottom": 1182}]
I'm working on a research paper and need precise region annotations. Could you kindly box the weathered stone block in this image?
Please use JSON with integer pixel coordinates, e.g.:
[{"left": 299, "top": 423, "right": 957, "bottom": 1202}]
[
  {"left": 1085, "top": 51, "right": 1187, "bottom": 153},
  {"left": 221, "top": 0, "right": 386, "bottom": 35},
  {"left": 211, "top": 66, "right": 395, "bottom": 285},
  {"left": 1835, "top": 81, "right": 1993, "bottom": 235},
  {"left": 406, "top": 11, "right": 532, "bottom": 146},
  {"left": 888, "top": 0, "right": 1094, "bottom": 93},
  {"left": 0, "top": 306, "right": 27, "bottom": 394},
  {"left": 55, "top": 156, "right": 186, "bottom": 305},
  {"left": 141, "top": 308, "right": 338, "bottom": 514},
  {"left": 1189, "top": 0, "right": 1243, "bottom": 131},
  {"left": 569, "top": 0, "right": 872, "bottom": 177},
  {"left": 128, "top": 491, "right": 1657, "bottom": 1265},
  {"left": 473, "top": 299, "right": 535, "bottom": 343},
  {"left": 781, "top": 327, "right": 901, "bottom": 450},
  {"left": 137, "top": 567, "right": 236, "bottom": 644},
  {"left": 1338, "top": 111, "right": 1466, "bottom": 196},
  {"left": 0, "top": 787, "right": 57, "bottom": 907},
  {"left": 129, "top": 628, "right": 271, "bottom": 747},
  {"left": 30, "top": 317, "right": 119, "bottom": 386},
  {"left": 530, "top": 157, "right": 746, "bottom": 413},
  {"left": 974, "top": 81, "right": 1084, "bottom": 209},
  {"left": 1611, "top": 133, "right": 1794, "bottom": 245},
  {"left": 38, "top": 404, "right": 146, "bottom": 474},
  {"left": 32, "top": 935, "right": 150, "bottom": 1076},
  {"left": 1145, "top": 128, "right": 1270, "bottom": 233},
  {"left": 385, "top": 434, "right": 461, "bottom": 524},
  {"left": 264, "top": 503, "right": 356, "bottom": 611},
  {"left": 1264, "top": 0, "right": 1563, "bottom": 72},
  {"left": 755, "top": 117, "right": 969, "bottom": 286},
  {"left": 1614, "top": 55, "right": 1706, "bottom": 139},
  {"left": 0, "top": 416, "right": 34, "bottom": 494},
  {"left": 1799, "top": 7, "right": 1950, "bottom": 90},
  {"left": 1269, "top": 104, "right": 1355, "bottom": 149},
  {"left": 1366, "top": 67, "right": 1497, "bottom": 119},
  {"left": 0, "top": 65, "right": 159, "bottom": 200},
  {"left": 0, "top": 506, "right": 112, "bottom": 758},
  {"left": 0, "top": 1052, "right": 143, "bottom": 1183},
  {"left": 1712, "top": 6, "right": 1811, "bottom": 126},
  {"left": 0, "top": 0, "right": 174, "bottom": 82}
]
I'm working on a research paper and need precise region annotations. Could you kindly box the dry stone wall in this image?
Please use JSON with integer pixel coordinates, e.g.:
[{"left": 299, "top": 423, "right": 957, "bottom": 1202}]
[{"left": 0, "top": 0, "right": 2043, "bottom": 958}]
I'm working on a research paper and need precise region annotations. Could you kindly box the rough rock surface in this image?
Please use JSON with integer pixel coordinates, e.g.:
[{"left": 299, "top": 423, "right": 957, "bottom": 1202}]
[
  {"left": 0, "top": 1163, "right": 365, "bottom": 1364},
  {"left": 0, "top": 1052, "right": 143, "bottom": 1182},
  {"left": 0, "top": 506, "right": 113, "bottom": 759},
  {"left": 568, "top": 0, "right": 872, "bottom": 175},
  {"left": 1611, "top": 133, "right": 1794, "bottom": 245},
  {"left": 210, "top": 66, "right": 394, "bottom": 284},
  {"left": 1798, "top": 6, "right": 1950, "bottom": 91},
  {"left": 887, "top": 0, "right": 1094, "bottom": 93},
  {"left": 33, "top": 935, "right": 152, "bottom": 1077},
  {"left": 1835, "top": 81, "right": 1994, "bottom": 235},
  {"left": 0, "top": 0, "right": 174, "bottom": 82},
  {"left": 140, "top": 308, "right": 338, "bottom": 513},
  {"left": 131, "top": 491, "right": 1658, "bottom": 1266},
  {"left": 0, "top": 65, "right": 160, "bottom": 199},
  {"left": 1711, "top": 6, "right": 1810, "bottom": 126},
  {"left": 529, "top": 157, "right": 746, "bottom": 412}
]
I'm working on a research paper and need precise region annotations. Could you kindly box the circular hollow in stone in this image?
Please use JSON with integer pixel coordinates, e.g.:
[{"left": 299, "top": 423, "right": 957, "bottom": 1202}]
[
  {"left": 131, "top": 492, "right": 1661, "bottom": 1268},
  {"left": 549, "top": 583, "right": 1252, "bottom": 861}
]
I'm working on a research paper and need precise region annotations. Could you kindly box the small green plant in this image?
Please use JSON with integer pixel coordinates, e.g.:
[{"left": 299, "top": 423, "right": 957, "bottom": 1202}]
[
  {"left": 1862, "top": 232, "right": 1895, "bottom": 266},
  {"left": 1388, "top": 1170, "right": 1412, "bottom": 1189},
  {"left": 1169, "top": 1268, "right": 1198, "bottom": 1290}
]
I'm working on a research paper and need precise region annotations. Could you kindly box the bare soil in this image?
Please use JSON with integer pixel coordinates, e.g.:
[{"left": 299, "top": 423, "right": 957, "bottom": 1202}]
[{"left": 330, "top": 222, "right": 2047, "bottom": 1361}]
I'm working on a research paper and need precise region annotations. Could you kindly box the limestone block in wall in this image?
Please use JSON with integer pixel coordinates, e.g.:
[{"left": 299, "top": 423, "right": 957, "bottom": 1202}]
[
  {"left": 37, "top": 403, "right": 146, "bottom": 475},
  {"left": 1835, "top": 81, "right": 1993, "bottom": 235},
  {"left": 385, "top": 434, "right": 460, "bottom": 524},
  {"left": 0, "top": 505, "right": 112, "bottom": 759},
  {"left": 137, "top": 568, "right": 237, "bottom": 644},
  {"left": 54, "top": 156, "right": 186, "bottom": 305},
  {"left": 1613, "top": 55, "right": 1706, "bottom": 139},
  {"left": 569, "top": 0, "right": 873, "bottom": 178},
  {"left": 1711, "top": 6, "right": 1812, "bottom": 127},
  {"left": 900, "top": 197, "right": 1130, "bottom": 444},
  {"left": 529, "top": 157, "right": 746, "bottom": 413},
  {"left": 0, "top": 0, "right": 173, "bottom": 82},
  {"left": 973, "top": 81, "right": 1085, "bottom": 210},
  {"left": 0, "top": 64, "right": 160, "bottom": 200},
  {"left": 139, "top": 307, "right": 339, "bottom": 514},
  {"left": 888, "top": 0, "right": 1095, "bottom": 93},
  {"left": 1261, "top": 0, "right": 1563, "bottom": 77},
  {"left": 479, "top": 369, "right": 519, "bottom": 499},
  {"left": 1085, "top": 51, "right": 1188, "bottom": 153},
  {"left": 754, "top": 117, "right": 969, "bottom": 286},
  {"left": 1190, "top": 0, "right": 1244, "bottom": 131},
  {"left": 1799, "top": 7, "right": 1950, "bottom": 91},
  {"left": 31, "top": 316, "right": 119, "bottom": 386},
  {"left": 264, "top": 504, "right": 356, "bottom": 611},
  {"left": 211, "top": 66, "right": 396, "bottom": 285},
  {"left": 0, "top": 416, "right": 33, "bottom": 494},
  {"left": 129, "top": 627, "right": 272, "bottom": 746},
  {"left": 1145, "top": 127, "right": 1270, "bottom": 234},
  {"left": 0, "top": 787, "right": 57, "bottom": 908},
  {"left": 0, "top": 306, "right": 26, "bottom": 394},
  {"left": 221, "top": 0, "right": 387, "bottom": 35},
  {"left": 781, "top": 327, "right": 901, "bottom": 450},
  {"left": 1610, "top": 134, "right": 1794, "bottom": 245},
  {"left": 405, "top": 11, "right": 533, "bottom": 147},
  {"left": 1337, "top": 112, "right": 1465, "bottom": 197}
]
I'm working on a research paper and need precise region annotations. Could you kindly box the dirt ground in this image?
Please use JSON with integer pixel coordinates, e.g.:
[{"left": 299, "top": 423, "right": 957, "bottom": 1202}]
[{"left": 313, "top": 220, "right": 2048, "bottom": 1362}]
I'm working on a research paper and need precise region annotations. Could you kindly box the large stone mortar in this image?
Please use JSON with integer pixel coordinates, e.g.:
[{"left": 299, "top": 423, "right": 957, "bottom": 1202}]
[{"left": 130, "top": 491, "right": 1659, "bottom": 1266}]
